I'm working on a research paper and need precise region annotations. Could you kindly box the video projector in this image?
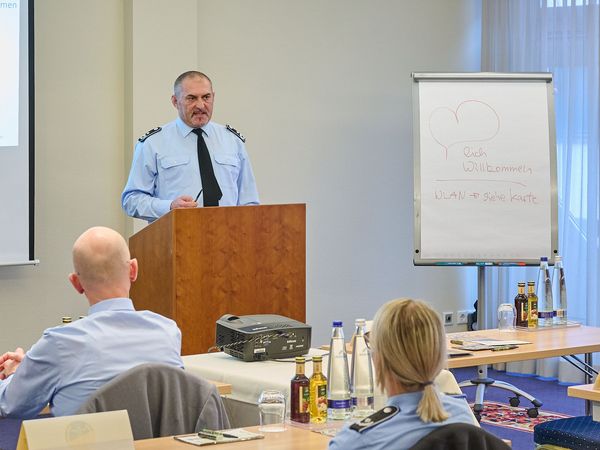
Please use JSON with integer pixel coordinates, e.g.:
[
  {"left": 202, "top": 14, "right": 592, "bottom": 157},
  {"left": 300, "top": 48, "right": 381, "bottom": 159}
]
[{"left": 216, "top": 314, "right": 311, "bottom": 362}]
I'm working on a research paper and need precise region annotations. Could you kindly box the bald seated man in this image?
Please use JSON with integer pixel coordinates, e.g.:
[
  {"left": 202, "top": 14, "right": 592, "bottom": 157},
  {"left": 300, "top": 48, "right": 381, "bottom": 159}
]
[{"left": 0, "top": 227, "right": 183, "bottom": 418}]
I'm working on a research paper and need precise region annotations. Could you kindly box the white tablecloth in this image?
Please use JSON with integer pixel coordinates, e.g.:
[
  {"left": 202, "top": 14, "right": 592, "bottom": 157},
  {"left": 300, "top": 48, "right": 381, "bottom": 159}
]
[{"left": 183, "top": 348, "right": 465, "bottom": 427}]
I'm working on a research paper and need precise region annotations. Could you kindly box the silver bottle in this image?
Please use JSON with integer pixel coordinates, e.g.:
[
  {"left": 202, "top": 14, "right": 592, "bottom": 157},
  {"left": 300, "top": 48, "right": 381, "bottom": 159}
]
[{"left": 350, "top": 319, "right": 374, "bottom": 418}]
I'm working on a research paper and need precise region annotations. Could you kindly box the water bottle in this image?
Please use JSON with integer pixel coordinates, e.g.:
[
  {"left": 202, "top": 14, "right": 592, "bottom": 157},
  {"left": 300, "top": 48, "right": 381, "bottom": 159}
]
[
  {"left": 536, "top": 257, "right": 554, "bottom": 327},
  {"left": 326, "top": 321, "right": 351, "bottom": 420},
  {"left": 553, "top": 255, "right": 568, "bottom": 325},
  {"left": 350, "top": 319, "right": 374, "bottom": 418}
]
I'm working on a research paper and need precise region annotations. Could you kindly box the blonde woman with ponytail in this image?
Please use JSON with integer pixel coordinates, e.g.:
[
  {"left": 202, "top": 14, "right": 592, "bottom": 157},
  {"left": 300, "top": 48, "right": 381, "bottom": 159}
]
[{"left": 329, "top": 298, "right": 476, "bottom": 450}]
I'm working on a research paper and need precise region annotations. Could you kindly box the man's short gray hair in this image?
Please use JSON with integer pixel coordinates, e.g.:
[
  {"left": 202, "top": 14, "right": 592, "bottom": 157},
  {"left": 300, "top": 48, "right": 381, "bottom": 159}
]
[{"left": 173, "top": 71, "right": 212, "bottom": 96}]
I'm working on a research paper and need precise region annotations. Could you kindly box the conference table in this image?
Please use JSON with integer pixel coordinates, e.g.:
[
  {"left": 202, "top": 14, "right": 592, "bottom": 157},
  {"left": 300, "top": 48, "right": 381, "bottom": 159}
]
[
  {"left": 446, "top": 325, "right": 600, "bottom": 371},
  {"left": 183, "top": 349, "right": 467, "bottom": 427},
  {"left": 183, "top": 349, "right": 345, "bottom": 427},
  {"left": 447, "top": 325, "right": 600, "bottom": 417},
  {"left": 184, "top": 325, "right": 600, "bottom": 425},
  {"left": 134, "top": 426, "right": 330, "bottom": 450}
]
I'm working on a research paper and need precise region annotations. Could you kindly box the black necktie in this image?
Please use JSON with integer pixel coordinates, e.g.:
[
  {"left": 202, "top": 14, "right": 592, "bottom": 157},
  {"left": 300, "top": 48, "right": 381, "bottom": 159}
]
[{"left": 192, "top": 129, "right": 222, "bottom": 207}]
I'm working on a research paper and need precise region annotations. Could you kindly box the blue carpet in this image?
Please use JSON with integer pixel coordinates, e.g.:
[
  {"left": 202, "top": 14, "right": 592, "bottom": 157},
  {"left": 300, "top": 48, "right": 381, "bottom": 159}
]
[
  {"left": 0, "top": 414, "right": 51, "bottom": 450},
  {"left": 452, "top": 367, "right": 585, "bottom": 450},
  {"left": 0, "top": 417, "right": 23, "bottom": 450}
]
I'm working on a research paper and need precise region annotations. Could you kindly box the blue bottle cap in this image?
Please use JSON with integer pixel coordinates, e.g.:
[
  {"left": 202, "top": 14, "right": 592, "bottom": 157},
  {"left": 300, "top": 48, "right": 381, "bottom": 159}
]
[
  {"left": 332, "top": 320, "right": 343, "bottom": 327},
  {"left": 540, "top": 256, "right": 548, "bottom": 261}
]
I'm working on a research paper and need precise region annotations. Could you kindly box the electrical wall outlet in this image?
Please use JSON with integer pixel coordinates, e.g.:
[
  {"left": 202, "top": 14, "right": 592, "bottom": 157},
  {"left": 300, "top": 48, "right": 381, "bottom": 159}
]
[
  {"left": 457, "top": 310, "right": 470, "bottom": 325},
  {"left": 443, "top": 312, "right": 454, "bottom": 326}
]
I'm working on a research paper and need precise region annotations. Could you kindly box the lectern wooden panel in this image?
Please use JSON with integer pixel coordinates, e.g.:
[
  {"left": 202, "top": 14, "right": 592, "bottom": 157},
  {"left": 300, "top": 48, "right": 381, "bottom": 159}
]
[{"left": 128, "top": 204, "right": 306, "bottom": 355}]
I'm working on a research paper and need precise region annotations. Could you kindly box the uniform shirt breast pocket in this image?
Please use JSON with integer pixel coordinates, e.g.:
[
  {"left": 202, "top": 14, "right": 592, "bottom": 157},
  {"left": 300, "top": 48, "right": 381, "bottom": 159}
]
[
  {"left": 214, "top": 154, "right": 241, "bottom": 184},
  {"left": 158, "top": 155, "right": 191, "bottom": 186}
]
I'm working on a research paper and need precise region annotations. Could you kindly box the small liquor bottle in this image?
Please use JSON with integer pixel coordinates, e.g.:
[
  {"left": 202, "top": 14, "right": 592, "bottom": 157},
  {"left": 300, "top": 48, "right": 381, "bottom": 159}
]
[
  {"left": 527, "top": 281, "right": 538, "bottom": 328},
  {"left": 309, "top": 355, "right": 327, "bottom": 423},
  {"left": 514, "top": 282, "right": 528, "bottom": 328},
  {"left": 290, "top": 356, "right": 310, "bottom": 423}
]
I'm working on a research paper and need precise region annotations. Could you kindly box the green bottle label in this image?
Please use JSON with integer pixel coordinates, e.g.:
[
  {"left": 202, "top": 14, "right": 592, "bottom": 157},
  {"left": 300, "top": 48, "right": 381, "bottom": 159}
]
[{"left": 299, "top": 386, "right": 310, "bottom": 413}]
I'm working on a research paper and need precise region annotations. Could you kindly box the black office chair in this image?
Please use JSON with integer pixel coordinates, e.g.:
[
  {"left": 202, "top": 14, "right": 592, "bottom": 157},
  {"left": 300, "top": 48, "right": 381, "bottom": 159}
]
[
  {"left": 77, "top": 363, "right": 230, "bottom": 440},
  {"left": 409, "top": 423, "right": 511, "bottom": 450}
]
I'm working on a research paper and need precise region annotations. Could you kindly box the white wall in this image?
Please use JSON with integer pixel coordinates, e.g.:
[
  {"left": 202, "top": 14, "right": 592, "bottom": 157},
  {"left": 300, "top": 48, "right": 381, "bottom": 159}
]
[
  {"left": 0, "top": 0, "right": 481, "bottom": 351},
  {"left": 0, "top": 0, "right": 126, "bottom": 350},
  {"left": 125, "top": 0, "right": 198, "bottom": 235},
  {"left": 193, "top": 0, "right": 482, "bottom": 344}
]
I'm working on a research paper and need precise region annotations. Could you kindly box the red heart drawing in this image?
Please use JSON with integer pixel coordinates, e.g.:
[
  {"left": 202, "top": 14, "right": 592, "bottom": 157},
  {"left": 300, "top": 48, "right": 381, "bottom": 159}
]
[{"left": 428, "top": 100, "right": 500, "bottom": 159}]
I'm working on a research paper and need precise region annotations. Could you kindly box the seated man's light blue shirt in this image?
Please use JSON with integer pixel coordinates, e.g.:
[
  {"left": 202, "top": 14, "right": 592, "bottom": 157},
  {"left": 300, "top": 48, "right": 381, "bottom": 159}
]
[
  {"left": 329, "top": 391, "right": 476, "bottom": 450},
  {"left": 121, "top": 118, "right": 260, "bottom": 222},
  {"left": 0, "top": 298, "right": 183, "bottom": 419}
]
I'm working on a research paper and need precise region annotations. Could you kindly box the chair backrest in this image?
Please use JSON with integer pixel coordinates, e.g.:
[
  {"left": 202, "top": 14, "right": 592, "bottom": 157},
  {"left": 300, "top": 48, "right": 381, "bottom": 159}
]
[
  {"left": 409, "top": 423, "right": 511, "bottom": 450},
  {"left": 76, "top": 363, "right": 230, "bottom": 440}
]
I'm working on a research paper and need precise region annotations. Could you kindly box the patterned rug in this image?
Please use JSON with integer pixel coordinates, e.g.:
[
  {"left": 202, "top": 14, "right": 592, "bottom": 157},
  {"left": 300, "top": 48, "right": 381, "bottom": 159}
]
[{"left": 472, "top": 401, "right": 572, "bottom": 432}]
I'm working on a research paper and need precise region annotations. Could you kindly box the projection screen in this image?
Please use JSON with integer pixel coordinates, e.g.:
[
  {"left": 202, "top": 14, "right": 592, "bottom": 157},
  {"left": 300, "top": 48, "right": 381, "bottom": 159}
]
[{"left": 0, "top": 0, "right": 35, "bottom": 266}]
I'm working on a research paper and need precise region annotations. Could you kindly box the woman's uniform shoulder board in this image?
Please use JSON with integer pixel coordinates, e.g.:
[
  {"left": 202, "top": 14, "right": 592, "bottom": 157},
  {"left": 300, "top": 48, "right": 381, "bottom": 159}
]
[{"left": 349, "top": 406, "right": 399, "bottom": 433}]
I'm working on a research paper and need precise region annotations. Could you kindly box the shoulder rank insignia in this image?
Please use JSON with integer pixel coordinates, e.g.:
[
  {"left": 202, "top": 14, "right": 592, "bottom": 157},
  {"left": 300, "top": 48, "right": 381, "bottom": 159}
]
[
  {"left": 350, "top": 406, "right": 399, "bottom": 433},
  {"left": 138, "top": 127, "right": 162, "bottom": 142},
  {"left": 226, "top": 124, "right": 246, "bottom": 142}
]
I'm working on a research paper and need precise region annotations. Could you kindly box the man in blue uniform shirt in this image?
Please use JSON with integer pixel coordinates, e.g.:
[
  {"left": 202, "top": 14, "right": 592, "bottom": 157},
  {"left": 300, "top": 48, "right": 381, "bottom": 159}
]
[
  {"left": 121, "top": 71, "right": 260, "bottom": 222},
  {"left": 0, "top": 226, "right": 183, "bottom": 418}
]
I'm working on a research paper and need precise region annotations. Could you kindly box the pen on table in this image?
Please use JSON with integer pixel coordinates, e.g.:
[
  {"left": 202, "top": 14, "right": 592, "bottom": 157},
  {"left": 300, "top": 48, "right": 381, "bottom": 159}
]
[
  {"left": 490, "top": 345, "right": 518, "bottom": 351},
  {"left": 198, "top": 429, "right": 238, "bottom": 439},
  {"left": 198, "top": 432, "right": 220, "bottom": 441},
  {"left": 450, "top": 339, "right": 480, "bottom": 347},
  {"left": 194, "top": 189, "right": 203, "bottom": 202}
]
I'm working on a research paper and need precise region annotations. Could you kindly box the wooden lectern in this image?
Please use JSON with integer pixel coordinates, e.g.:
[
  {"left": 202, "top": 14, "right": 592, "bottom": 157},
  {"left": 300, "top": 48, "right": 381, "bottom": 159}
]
[{"left": 128, "top": 204, "right": 306, "bottom": 355}]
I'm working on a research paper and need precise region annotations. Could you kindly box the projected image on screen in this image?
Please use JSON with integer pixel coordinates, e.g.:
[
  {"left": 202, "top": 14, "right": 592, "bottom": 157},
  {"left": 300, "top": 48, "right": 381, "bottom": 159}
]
[
  {"left": 0, "top": 1, "right": 20, "bottom": 148},
  {"left": 0, "top": 0, "right": 34, "bottom": 266}
]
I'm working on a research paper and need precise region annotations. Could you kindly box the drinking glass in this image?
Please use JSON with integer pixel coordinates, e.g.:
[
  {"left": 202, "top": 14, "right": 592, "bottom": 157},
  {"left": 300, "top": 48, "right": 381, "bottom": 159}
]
[
  {"left": 257, "top": 389, "right": 286, "bottom": 432},
  {"left": 497, "top": 303, "right": 516, "bottom": 331}
]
